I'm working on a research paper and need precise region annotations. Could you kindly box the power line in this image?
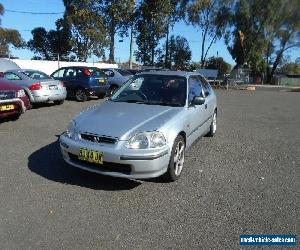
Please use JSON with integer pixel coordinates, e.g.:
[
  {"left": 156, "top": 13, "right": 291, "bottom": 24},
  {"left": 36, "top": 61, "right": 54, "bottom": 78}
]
[{"left": 5, "top": 9, "right": 64, "bottom": 15}]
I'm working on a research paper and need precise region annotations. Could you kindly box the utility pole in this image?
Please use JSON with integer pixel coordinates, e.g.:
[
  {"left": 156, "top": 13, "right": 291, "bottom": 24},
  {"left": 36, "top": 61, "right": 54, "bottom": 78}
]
[
  {"left": 57, "top": 53, "right": 60, "bottom": 69},
  {"left": 129, "top": 28, "right": 133, "bottom": 69}
]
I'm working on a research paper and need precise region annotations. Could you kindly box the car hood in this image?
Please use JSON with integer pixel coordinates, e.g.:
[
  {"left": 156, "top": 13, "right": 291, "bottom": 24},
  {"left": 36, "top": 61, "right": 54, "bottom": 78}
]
[{"left": 75, "top": 101, "right": 182, "bottom": 140}]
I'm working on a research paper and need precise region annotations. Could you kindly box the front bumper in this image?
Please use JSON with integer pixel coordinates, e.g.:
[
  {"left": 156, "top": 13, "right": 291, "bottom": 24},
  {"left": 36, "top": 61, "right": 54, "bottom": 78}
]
[
  {"left": 0, "top": 98, "right": 26, "bottom": 118},
  {"left": 59, "top": 133, "right": 170, "bottom": 179}
]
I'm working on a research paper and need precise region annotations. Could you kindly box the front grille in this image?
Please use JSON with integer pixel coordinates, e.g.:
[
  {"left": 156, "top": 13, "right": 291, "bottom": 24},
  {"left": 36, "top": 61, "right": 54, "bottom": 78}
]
[
  {"left": 68, "top": 153, "right": 131, "bottom": 174},
  {"left": 0, "top": 91, "right": 16, "bottom": 100},
  {"left": 80, "top": 133, "right": 117, "bottom": 144}
]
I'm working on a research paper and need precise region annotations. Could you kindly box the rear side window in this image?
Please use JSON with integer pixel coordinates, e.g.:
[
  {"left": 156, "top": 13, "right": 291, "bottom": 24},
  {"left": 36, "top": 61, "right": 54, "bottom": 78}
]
[
  {"left": 88, "top": 68, "right": 106, "bottom": 77},
  {"left": 52, "top": 69, "right": 65, "bottom": 78},
  {"left": 102, "top": 69, "right": 115, "bottom": 77},
  {"left": 4, "top": 72, "right": 22, "bottom": 80},
  {"left": 22, "top": 71, "right": 51, "bottom": 80},
  {"left": 64, "top": 68, "right": 77, "bottom": 78}
]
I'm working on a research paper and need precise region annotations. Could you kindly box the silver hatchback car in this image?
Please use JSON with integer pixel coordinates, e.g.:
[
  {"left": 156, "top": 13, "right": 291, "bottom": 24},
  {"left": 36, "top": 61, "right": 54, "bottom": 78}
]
[
  {"left": 4, "top": 69, "right": 67, "bottom": 105},
  {"left": 60, "top": 71, "right": 217, "bottom": 181}
]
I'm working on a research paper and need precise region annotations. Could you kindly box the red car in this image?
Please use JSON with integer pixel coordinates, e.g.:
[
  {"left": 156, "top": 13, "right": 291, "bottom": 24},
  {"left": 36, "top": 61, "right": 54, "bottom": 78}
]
[{"left": 0, "top": 79, "right": 30, "bottom": 119}]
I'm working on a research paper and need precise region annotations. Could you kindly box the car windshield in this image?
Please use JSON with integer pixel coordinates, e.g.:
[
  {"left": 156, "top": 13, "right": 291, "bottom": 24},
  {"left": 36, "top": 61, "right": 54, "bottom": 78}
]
[
  {"left": 22, "top": 70, "right": 51, "bottom": 80},
  {"left": 115, "top": 69, "right": 132, "bottom": 76},
  {"left": 88, "top": 68, "right": 106, "bottom": 77},
  {"left": 111, "top": 74, "right": 187, "bottom": 107}
]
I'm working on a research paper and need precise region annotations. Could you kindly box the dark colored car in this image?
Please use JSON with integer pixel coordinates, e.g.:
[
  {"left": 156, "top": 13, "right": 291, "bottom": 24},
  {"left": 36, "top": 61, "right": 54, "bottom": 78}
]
[
  {"left": 125, "top": 69, "right": 141, "bottom": 75},
  {"left": 51, "top": 66, "right": 109, "bottom": 102},
  {"left": 0, "top": 79, "right": 30, "bottom": 120}
]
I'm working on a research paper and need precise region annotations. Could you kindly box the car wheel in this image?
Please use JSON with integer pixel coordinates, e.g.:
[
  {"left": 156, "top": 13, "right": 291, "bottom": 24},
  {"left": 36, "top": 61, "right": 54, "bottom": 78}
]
[
  {"left": 75, "top": 88, "right": 87, "bottom": 102},
  {"left": 106, "top": 86, "right": 118, "bottom": 97},
  {"left": 206, "top": 111, "right": 217, "bottom": 137},
  {"left": 163, "top": 135, "right": 185, "bottom": 182},
  {"left": 54, "top": 100, "right": 64, "bottom": 105}
]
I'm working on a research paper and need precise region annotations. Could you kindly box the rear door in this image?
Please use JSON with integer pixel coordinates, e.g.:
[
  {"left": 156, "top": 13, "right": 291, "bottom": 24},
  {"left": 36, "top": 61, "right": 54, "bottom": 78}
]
[{"left": 63, "top": 68, "right": 78, "bottom": 93}]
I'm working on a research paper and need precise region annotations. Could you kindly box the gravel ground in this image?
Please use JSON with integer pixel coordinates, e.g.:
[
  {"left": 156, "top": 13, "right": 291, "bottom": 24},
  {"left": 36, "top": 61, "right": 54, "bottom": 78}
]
[{"left": 0, "top": 90, "right": 299, "bottom": 249}]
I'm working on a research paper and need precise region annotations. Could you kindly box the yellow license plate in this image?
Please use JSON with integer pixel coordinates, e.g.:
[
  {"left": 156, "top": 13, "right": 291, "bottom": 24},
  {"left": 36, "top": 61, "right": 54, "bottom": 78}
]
[
  {"left": 98, "top": 79, "right": 105, "bottom": 85},
  {"left": 0, "top": 104, "right": 15, "bottom": 111},
  {"left": 78, "top": 148, "right": 103, "bottom": 164}
]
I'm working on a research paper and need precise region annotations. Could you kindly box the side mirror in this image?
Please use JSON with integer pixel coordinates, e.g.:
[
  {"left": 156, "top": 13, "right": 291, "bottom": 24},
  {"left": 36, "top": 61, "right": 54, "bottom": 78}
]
[{"left": 192, "top": 96, "right": 205, "bottom": 105}]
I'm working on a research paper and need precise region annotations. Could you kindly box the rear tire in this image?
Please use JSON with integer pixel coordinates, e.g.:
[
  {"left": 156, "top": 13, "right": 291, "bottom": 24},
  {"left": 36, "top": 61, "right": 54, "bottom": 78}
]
[
  {"left": 75, "top": 88, "right": 87, "bottom": 102},
  {"left": 163, "top": 135, "right": 185, "bottom": 182},
  {"left": 206, "top": 111, "right": 217, "bottom": 137}
]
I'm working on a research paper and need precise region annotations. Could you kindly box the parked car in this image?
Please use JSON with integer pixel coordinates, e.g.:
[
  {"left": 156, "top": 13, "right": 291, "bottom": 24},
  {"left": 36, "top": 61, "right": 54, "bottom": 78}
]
[
  {"left": 4, "top": 69, "right": 66, "bottom": 106},
  {"left": 101, "top": 68, "right": 133, "bottom": 95},
  {"left": 60, "top": 71, "right": 217, "bottom": 182},
  {"left": 0, "top": 79, "right": 30, "bottom": 119},
  {"left": 51, "top": 66, "right": 109, "bottom": 102},
  {"left": 125, "top": 69, "right": 141, "bottom": 75}
]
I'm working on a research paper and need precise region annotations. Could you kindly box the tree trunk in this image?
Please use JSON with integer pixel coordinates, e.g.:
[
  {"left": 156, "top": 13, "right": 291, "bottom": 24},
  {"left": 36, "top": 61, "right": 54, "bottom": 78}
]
[
  {"left": 164, "top": 21, "right": 169, "bottom": 68},
  {"left": 200, "top": 28, "right": 208, "bottom": 68},
  {"left": 108, "top": 25, "right": 115, "bottom": 63}
]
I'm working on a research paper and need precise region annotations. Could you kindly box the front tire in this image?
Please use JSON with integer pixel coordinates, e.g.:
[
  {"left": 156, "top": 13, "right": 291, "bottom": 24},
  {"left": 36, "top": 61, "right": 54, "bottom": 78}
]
[
  {"left": 206, "top": 111, "right": 217, "bottom": 137},
  {"left": 54, "top": 100, "right": 64, "bottom": 105},
  {"left": 106, "top": 85, "right": 118, "bottom": 97},
  {"left": 163, "top": 135, "right": 185, "bottom": 182},
  {"left": 75, "top": 88, "right": 87, "bottom": 102}
]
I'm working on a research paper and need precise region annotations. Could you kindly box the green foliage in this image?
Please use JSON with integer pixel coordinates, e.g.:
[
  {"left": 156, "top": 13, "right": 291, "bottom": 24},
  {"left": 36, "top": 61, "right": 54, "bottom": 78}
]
[
  {"left": 63, "top": 0, "right": 108, "bottom": 62},
  {"left": 205, "top": 56, "right": 231, "bottom": 76},
  {"left": 28, "top": 19, "right": 72, "bottom": 61},
  {"left": 226, "top": 0, "right": 300, "bottom": 82},
  {"left": 135, "top": 0, "right": 184, "bottom": 66},
  {"left": 0, "top": 4, "right": 24, "bottom": 57},
  {"left": 280, "top": 61, "right": 300, "bottom": 75},
  {"left": 92, "top": 0, "right": 135, "bottom": 62},
  {"left": 168, "top": 35, "right": 192, "bottom": 70}
]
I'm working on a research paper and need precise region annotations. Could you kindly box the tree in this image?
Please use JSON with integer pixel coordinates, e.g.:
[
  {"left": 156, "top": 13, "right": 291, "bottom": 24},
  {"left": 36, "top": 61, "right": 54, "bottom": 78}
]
[
  {"left": 135, "top": 0, "right": 179, "bottom": 66},
  {"left": 167, "top": 35, "right": 192, "bottom": 70},
  {"left": 225, "top": 0, "right": 300, "bottom": 83},
  {"left": 280, "top": 60, "right": 300, "bottom": 75},
  {"left": 28, "top": 19, "right": 72, "bottom": 61},
  {"left": 225, "top": 0, "right": 273, "bottom": 71},
  {"left": 264, "top": 0, "right": 300, "bottom": 83},
  {"left": 187, "top": 0, "right": 231, "bottom": 68},
  {"left": 205, "top": 56, "right": 231, "bottom": 76},
  {"left": 92, "top": 0, "right": 135, "bottom": 63},
  {"left": 63, "top": 0, "right": 108, "bottom": 61},
  {"left": 0, "top": 4, "right": 24, "bottom": 57}
]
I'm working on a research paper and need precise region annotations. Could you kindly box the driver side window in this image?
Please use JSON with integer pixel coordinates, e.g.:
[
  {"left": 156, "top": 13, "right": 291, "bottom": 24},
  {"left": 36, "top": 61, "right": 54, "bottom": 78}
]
[{"left": 188, "top": 76, "right": 203, "bottom": 104}]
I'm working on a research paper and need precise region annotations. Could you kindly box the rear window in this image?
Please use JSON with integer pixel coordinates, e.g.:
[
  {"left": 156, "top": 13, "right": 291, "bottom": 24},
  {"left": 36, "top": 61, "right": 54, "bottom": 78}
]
[
  {"left": 22, "top": 70, "right": 51, "bottom": 80},
  {"left": 88, "top": 68, "right": 106, "bottom": 77},
  {"left": 115, "top": 69, "right": 132, "bottom": 76}
]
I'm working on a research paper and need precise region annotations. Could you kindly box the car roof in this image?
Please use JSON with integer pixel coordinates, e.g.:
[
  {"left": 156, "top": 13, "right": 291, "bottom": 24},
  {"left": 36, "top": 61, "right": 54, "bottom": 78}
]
[{"left": 138, "top": 70, "right": 203, "bottom": 78}]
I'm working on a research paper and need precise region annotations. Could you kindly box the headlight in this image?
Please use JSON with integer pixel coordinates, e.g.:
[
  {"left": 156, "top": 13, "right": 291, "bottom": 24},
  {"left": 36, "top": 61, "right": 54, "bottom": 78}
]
[
  {"left": 17, "top": 89, "right": 26, "bottom": 98},
  {"left": 126, "top": 131, "right": 166, "bottom": 149},
  {"left": 66, "top": 120, "right": 76, "bottom": 138}
]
